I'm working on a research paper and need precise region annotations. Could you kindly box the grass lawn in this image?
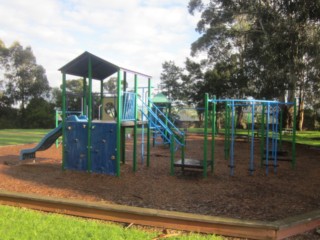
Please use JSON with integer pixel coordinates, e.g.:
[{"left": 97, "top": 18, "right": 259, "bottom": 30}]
[
  {"left": 186, "top": 128, "right": 320, "bottom": 147},
  {"left": 0, "top": 205, "right": 223, "bottom": 240},
  {"left": 0, "top": 129, "right": 50, "bottom": 146}
]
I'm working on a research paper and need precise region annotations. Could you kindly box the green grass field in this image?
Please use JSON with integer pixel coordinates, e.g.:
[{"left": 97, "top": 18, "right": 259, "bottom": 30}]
[
  {"left": 0, "top": 129, "right": 49, "bottom": 146},
  {"left": 0, "top": 205, "right": 223, "bottom": 240}
]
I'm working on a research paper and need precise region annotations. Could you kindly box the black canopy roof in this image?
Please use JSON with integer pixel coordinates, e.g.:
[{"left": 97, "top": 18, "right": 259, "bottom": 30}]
[{"left": 59, "top": 51, "right": 120, "bottom": 80}]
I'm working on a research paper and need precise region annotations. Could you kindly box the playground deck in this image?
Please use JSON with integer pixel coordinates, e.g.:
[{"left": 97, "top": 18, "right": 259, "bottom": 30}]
[{"left": 0, "top": 134, "right": 319, "bottom": 238}]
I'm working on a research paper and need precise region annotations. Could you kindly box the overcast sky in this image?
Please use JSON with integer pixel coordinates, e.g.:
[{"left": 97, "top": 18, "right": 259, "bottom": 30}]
[{"left": 0, "top": 0, "right": 203, "bottom": 90}]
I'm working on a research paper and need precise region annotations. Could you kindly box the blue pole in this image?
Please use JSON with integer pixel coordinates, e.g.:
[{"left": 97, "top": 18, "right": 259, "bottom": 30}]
[
  {"left": 141, "top": 88, "right": 145, "bottom": 164},
  {"left": 249, "top": 103, "right": 255, "bottom": 175},
  {"left": 274, "top": 105, "right": 279, "bottom": 174},
  {"left": 230, "top": 100, "right": 235, "bottom": 176},
  {"left": 265, "top": 103, "right": 270, "bottom": 175}
]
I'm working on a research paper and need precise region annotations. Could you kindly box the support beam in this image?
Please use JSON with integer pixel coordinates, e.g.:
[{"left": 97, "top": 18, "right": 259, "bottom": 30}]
[{"left": 116, "top": 70, "right": 122, "bottom": 177}]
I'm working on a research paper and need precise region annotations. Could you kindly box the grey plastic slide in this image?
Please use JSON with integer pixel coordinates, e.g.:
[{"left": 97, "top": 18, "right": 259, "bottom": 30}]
[{"left": 20, "top": 124, "right": 62, "bottom": 160}]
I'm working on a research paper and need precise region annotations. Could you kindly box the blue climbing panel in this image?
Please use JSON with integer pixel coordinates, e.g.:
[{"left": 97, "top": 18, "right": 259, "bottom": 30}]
[
  {"left": 91, "top": 122, "right": 117, "bottom": 175},
  {"left": 64, "top": 119, "right": 117, "bottom": 175}
]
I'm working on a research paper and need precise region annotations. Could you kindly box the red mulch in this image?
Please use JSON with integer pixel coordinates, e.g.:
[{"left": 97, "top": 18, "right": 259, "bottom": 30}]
[{"left": 0, "top": 134, "right": 319, "bottom": 238}]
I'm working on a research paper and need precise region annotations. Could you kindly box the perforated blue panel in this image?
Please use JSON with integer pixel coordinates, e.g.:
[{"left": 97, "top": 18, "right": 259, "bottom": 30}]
[
  {"left": 91, "top": 122, "right": 117, "bottom": 175},
  {"left": 64, "top": 120, "right": 117, "bottom": 175},
  {"left": 64, "top": 122, "right": 88, "bottom": 171}
]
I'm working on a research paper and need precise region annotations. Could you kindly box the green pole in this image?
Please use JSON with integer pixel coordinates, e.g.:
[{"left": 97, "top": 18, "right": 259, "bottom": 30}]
[
  {"left": 170, "top": 134, "right": 175, "bottom": 176},
  {"left": 87, "top": 57, "right": 93, "bottom": 173},
  {"left": 260, "top": 104, "right": 265, "bottom": 167},
  {"left": 116, "top": 70, "right": 122, "bottom": 177},
  {"left": 292, "top": 98, "right": 297, "bottom": 168},
  {"left": 203, "top": 93, "right": 209, "bottom": 178},
  {"left": 83, "top": 77, "right": 87, "bottom": 116},
  {"left": 147, "top": 78, "right": 151, "bottom": 167},
  {"left": 100, "top": 79, "right": 104, "bottom": 119},
  {"left": 133, "top": 74, "right": 138, "bottom": 172},
  {"left": 279, "top": 107, "right": 283, "bottom": 150},
  {"left": 211, "top": 96, "right": 216, "bottom": 173},
  {"left": 62, "top": 73, "right": 67, "bottom": 170}
]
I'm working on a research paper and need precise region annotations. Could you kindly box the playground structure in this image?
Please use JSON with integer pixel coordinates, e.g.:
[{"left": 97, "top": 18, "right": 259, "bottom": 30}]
[
  {"left": 201, "top": 94, "right": 297, "bottom": 177},
  {"left": 20, "top": 51, "right": 297, "bottom": 178},
  {"left": 20, "top": 51, "right": 186, "bottom": 176}
]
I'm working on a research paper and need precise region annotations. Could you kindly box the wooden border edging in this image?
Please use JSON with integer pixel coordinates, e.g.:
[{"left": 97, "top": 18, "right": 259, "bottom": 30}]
[{"left": 0, "top": 190, "right": 318, "bottom": 239}]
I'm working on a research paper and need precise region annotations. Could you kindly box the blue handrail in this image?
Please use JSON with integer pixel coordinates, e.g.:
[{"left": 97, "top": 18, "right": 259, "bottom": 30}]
[{"left": 137, "top": 96, "right": 184, "bottom": 147}]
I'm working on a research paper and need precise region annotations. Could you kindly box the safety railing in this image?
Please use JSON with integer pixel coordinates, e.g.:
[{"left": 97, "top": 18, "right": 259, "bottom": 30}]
[
  {"left": 122, "top": 92, "right": 136, "bottom": 121},
  {"left": 138, "top": 97, "right": 184, "bottom": 147}
]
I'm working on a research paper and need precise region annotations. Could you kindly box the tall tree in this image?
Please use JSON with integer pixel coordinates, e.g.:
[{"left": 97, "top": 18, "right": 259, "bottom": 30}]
[
  {"left": 2, "top": 41, "right": 50, "bottom": 110},
  {"left": 188, "top": 0, "right": 320, "bottom": 130},
  {"left": 160, "top": 61, "right": 183, "bottom": 100}
]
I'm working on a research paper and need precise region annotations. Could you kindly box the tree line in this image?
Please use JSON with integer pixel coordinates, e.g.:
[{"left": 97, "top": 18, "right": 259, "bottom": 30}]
[
  {"left": 0, "top": 40, "right": 120, "bottom": 129},
  {"left": 160, "top": 0, "right": 320, "bottom": 130}
]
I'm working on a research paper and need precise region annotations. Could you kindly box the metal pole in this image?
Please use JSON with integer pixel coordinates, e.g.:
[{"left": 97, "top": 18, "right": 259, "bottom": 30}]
[
  {"left": 141, "top": 88, "right": 145, "bottom": 164},
  {"left": 87, "top": 56, "right": 93, "bottom": 173},
  {"left": 133, "top": 74, "right": 138, "bottom": 172},
  {"left": 116, "top": 70, "right": 122, "bottom": 177},
  {"left": 230, "top": 100, "right": 235, "bottom": 176},
  {"left": 279, "top": 106, "right": 283, "bottom": 150},
  {"left": 83, "top": 77, "right": 87, "bottom": 116},
  {"left": 100, "top": 79, "right": 104, "bottom": 120},
  {"left": 249, "top": 103, "right": 255, "bottom": 175},
  {"left": 55, "top": 110, "right": 59, "bottom": 148},
  {"left": 62, "top": 73, "right": 67, "bottom": 170},
  {"left": 260, "top": 104, "right": 265, "bottom": 167},
  {"left": 211, "top": 96, "right": 216, "bottom": 173},
  {"left": 170, "top": 134, "right": 175, "bottom": 176},
  {"left": 292, "top": 98, "right": 297, "bottom": 168},
  {"left": 274, "top": 105, "right": 279, "bottom": 174},
  {"left": 147, "top": 78, "right": 151, "bottom": 167},
  {"left": 265, "top": 103, "right": 270, "bottom": 175},
  {"left": 203, "top": 93, "right": 209, "bottom": 178},
  {"left": 224, "top": 101, "right": 228, "bottom": 160}
]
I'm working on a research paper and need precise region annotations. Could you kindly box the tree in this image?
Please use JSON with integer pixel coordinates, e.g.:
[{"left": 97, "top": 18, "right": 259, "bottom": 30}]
[
  {"left": 160, "top": 61, "right": 183, "bottom": 100},
  {"left": 181, "top": 58, "right": 204, "bottom": 102},
  {"left": 25, "top": 97, "right": 55, "bottom": 128},
  {"left": 188, "top": 0, "right": 320, "bottom": 130},
  {"left": 103, "top": 77, "right": 117, "bottom": 94},
  {"left": 2, "top": 41, "right": 50, "bottom": 110}
]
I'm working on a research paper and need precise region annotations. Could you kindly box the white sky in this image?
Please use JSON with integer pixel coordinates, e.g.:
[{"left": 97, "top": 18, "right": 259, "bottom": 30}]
[{"left": 0, "top": 0, "right": 202, "bottom": 91}]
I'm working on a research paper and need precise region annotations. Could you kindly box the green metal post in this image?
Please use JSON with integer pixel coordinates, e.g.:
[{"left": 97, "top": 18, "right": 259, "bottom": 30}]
[
  {"left": 260, "top": 104, "right": 265, "bottom": 167},
  {"left": 211, "top": 96, "right": 216, "bottom": 173},
  {"left": 170, "top": 134, "right": 175, "bottom": 176},
  {"left": 62, "top": 73, "right": 67, "bottom": 170},
  {"left": 292, "top": 98, "right": 297, "bottom": 168},
  {"left": 147, "top": 78, "right": 151, "bottom": 167},
  {"left": 83, "top": 77, "right": 87, "bottom": 116},
  {"left": 100, "top": 79, "right": 104, "bottom": 119},
  {"left": 133, "top": 74, "right": 138, "bottom": 172},
  {"left": 203, "top": 93, "right": 209, "bottom": 178},
  {"left": 87, "top": 57, "right": 93, "bottom": 173},
  {"left": 116, "top": 70, "right": 122, "bottom": 177}
]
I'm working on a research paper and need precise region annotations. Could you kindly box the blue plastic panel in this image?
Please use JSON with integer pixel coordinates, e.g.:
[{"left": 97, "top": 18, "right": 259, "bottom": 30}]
[
  {"left": 64, "top": 122, "right": 88, "bottom": 171},
  {"left": 91, "top": 122, "right": 117, "bottom": 175}
]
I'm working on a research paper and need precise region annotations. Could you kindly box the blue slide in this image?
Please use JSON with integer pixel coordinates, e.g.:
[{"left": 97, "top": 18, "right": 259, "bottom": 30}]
[{"left": 20, "top": 124, "right": 62, "bottom": 160}]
